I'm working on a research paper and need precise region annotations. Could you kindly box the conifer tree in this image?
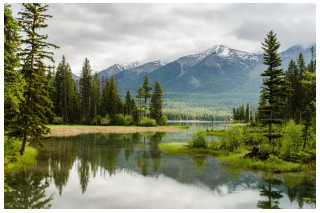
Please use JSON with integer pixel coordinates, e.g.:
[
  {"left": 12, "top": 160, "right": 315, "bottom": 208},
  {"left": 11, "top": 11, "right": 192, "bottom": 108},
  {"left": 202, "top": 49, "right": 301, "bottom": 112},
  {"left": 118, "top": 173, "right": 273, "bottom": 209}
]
[
  {"left": 302, "top": 105, "right": 312, "bottom": 149},
  {"left": 259, "top": 30, "right": 286, "bottom": 146},
  {"left": 142, "top": 76, "right": 152, "bottom": 117},
  {"left": 55, "top": 56, "right": 73, "bottom": 123},
  {"left": 150, "top": 81, "right": 164, "bottom": 124},
  {"left": 90, "top": 73, "right": 100, "bottom": 123},
  {"left": 296, "top": 53, "right": 305, "bottom": 122},
  {"left": 4, "top": 4, "right": 25, "bottom": 132},
  {"left": 106, "top": 76, "right": 121, "bottom": 118},
  {"left": 245, "top": 103, "right": 249, "bottom": 123},
  {"left": 13, "top": 3, "right": 59, "bottom": 155},
  {"left": 79, "top": 58, "right": 92, "bottom": 123},
  {"left": 136, "top": 86, "right": 145, "bottom": 118},
  {"left": 125, "top": 90, "right": 133, "bottom": 115},
  {"left": 100, "top": 77, "right": 110, "bottom": 117}
]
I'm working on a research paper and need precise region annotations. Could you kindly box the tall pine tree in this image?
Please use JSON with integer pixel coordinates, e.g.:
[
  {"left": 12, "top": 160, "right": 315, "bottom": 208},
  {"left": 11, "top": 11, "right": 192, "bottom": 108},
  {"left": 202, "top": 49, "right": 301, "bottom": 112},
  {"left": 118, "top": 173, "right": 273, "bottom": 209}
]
[
  {"left": 142, "top": 76, "right": 152, "bottom": 117},
  {"left": 14, "top": 3, "right": 59, "bottom": 155},
  {"left": 150, "top": 81, "right": 164, "bottom": 124},
  {"left": 79, "top": 58, "right": 92, "bottom": 123},
  {"left": 259, "top": 30, "right": 286, "bottom": 146}
]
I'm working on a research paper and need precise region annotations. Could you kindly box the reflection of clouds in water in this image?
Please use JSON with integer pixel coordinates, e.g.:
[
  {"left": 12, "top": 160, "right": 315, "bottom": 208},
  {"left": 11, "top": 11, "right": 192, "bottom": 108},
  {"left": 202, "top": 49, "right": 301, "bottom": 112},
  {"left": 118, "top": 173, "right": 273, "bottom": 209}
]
[{"left": 49, "top": 168, "right": 261, "bottom": 209}]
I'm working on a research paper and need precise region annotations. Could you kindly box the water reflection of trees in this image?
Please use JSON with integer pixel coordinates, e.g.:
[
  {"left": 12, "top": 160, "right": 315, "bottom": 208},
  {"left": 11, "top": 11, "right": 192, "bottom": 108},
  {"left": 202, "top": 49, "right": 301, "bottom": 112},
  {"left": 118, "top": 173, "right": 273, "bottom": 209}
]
[
  {"left": 44, "top": 132, "right": 167, "bottom": 195},
  {"left": 4, "top": 169, "right": 54, "bottom": 209},
  {"left": 256, "top": 173, "right": 316, "bottom": 209},
  {"left": 257, "top": 177, "right": 283, "bottom": 209}
]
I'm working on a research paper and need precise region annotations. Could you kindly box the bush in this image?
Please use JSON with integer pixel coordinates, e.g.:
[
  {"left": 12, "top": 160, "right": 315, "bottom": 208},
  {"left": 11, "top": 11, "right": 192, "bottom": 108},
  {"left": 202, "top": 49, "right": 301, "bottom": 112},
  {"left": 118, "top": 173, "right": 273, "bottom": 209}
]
[
  {"left": 112, "top": 114, "right": 125, "bottom": 125},
  {"left": 53, "top": 116, "right": 63, "bottom": 125},
  {"left": 140, "top": 117, "right": 156, "bottom": 126},
  {"left": 190, "top": 132, "right": 208, "bottom": 148},
  {"left": 242, "top": 126, "right": 250, "bottom": 143},
  {"left": 225, "top": 127, "right": 242, "bottom": 151},
  {"left": 101, "top": 115, "right": 110, "bottom": 126},
  {"left": 281, "top": 120, "right": 303, "bottom": 157},
  {"left": 91, "top": 115, "right": 102, "bottom": 125},
  {"left": 132, "top": 109, "right": 141, "bottom": 125},
  {"left": 158, "top": 115, "right": 168, "bottom": 126},
  {"left": 124, "top": 115, "right": 133, "bottom": 126}
]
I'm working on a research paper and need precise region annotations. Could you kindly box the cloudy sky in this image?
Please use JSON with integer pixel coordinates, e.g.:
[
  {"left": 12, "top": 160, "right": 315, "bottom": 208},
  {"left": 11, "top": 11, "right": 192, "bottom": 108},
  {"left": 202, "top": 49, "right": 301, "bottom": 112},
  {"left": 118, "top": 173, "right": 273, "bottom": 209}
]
[{"left": 12, "top": 3, "right": 316, "bottom": 75}]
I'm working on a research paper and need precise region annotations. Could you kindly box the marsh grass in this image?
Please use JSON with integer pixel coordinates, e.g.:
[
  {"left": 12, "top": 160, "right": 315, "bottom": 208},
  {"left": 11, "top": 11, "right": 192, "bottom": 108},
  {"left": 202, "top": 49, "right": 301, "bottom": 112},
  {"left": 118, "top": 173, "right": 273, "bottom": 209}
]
[{"left": 159, "top": 142, "right": 309, "bottom": 173}]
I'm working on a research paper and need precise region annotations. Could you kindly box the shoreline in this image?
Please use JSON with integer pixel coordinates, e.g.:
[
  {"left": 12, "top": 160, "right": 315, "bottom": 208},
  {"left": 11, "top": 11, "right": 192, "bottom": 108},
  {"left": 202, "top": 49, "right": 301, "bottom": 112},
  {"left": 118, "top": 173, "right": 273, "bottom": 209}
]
[{"left": 46, "top": 125, "right": 182, "bottom": 137}]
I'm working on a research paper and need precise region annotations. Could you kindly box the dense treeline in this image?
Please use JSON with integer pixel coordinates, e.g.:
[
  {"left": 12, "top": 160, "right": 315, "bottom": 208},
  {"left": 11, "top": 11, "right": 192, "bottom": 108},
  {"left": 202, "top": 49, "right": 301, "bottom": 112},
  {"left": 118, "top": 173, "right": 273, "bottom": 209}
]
[
  {"left": 232, "top": 103, "right": 257, "bottom": 123},
  {"left": 48, "top": 56, "right": 166, "bottom": 127}
]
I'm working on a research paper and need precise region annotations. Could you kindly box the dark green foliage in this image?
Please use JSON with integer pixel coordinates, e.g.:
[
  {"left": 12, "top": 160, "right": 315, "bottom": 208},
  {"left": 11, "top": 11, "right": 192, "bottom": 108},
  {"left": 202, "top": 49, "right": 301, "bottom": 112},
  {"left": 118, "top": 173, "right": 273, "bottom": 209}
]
[
  {"left": 302, "top": 106, "right": 312, "bottom": 149},
  {"left": 190, "top": 132, "right": 208, "bottom": 148},
  {"left": 125, "top": 90, "right": 134, "bottom": 115},
  {"left": 258, "top": 31, "right": 286, "bottom": 145},
  {"left": 90, "top": 73, "right": 100, "bottom": 124},
  {"left": 4, "top": 4, "right": 25, "bottom": 133},
  {"left": 245, "top": 103, "right": 249, "bottom": 123},
  {"left": 136, "top": 86, "right": 144, "bottom": 118},
  {"left": 150, "top": 81, "right": 164, "bottom": 124},
  {"left": 54, "top": 56, "right": 75, "bottom": 124},
  {"left": 106, "top": 76, "right": 121, "bottom": 118},
  {"left": 12, "top": 3, "right": 59, "bottom": 155},
  {"left": 132, "top": 109, "right": 141, "bottom": 125},
  {"left": 142, "top": 76, "right": 152, "bottom": 117},
  {"left": 79, "top": 58, "right": 92, "bottom": 123}
]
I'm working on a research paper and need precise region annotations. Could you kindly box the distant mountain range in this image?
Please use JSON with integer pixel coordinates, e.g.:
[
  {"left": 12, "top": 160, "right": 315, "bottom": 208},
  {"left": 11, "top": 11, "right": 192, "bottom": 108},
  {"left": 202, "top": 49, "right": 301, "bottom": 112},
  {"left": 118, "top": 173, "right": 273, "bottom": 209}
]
[{"left": 73, "top": 44, "right": 315, "bottom": 96}]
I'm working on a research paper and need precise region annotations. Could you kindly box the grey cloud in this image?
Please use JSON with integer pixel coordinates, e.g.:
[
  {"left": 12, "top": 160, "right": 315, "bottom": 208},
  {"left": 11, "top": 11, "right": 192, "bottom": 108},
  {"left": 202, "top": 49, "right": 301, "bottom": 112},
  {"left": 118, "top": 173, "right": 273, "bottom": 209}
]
[{"left": 11, "top": 3, "right": 315, "bottom": 75}]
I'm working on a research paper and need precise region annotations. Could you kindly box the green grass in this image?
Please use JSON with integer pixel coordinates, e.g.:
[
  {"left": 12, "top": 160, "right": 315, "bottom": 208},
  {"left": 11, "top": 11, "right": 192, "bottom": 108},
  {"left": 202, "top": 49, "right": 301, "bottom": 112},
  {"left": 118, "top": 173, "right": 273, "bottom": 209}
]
[
  {"left": 201, "top": 130, "right": 226, "bottom": 136},
  {"left": 172, "top": 126, "right": 189, "bottom": 129},
  {"left": 5, "top": 146, "right": 38, "bottom": 170},
  {"left": 159, "top": 142, "right": 228, "bottom": 156},
  {"left": 218, "top": 151, "right": 307, "bottom": 173},
  {"left": 159, "top": 142, "right": 310, "bottom": 173}
]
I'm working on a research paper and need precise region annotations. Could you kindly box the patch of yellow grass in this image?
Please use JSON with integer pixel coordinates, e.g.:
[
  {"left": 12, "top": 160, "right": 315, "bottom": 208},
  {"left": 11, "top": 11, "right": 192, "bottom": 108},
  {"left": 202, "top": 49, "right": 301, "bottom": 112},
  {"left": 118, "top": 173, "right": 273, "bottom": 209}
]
[{"left": 47, "top": 125, "right": 181, "bottom": 137}]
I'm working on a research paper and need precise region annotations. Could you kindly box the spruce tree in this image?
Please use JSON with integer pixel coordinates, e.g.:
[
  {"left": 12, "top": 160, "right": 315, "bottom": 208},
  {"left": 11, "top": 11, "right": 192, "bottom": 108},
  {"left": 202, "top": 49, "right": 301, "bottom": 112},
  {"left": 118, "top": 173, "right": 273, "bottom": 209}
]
[
  {"left": 14, "top": 3, "right": 59, "bottom": 155},
  {"left": 79, "top": 58, "right": 92, "bottom": 123},
  {"left": 55, "top": 56, "right": 73, "bottom": 123},
  {"left": 150, "top": 81, "right": 164, "bottom": 124},
  {"left": 142, "top": 76, "right": 152, "bottom": 117},
  {"left": 136, "top": 86, "right": 145, "bottom": 118},
  {"left": 106, "top": 76, "right": 121, "bottom": 118},
  {"left": 245, "top": 103, "right": 249, "bottom": 123},
  {"left": 259, "top": 30, "right": 286, "bottom": 146},
  {"left": 296, "top": 53, "right": 305, "bottom": 122},
  {"left": 90, "top": 73, "right": 100, "bottom": 123},
  {"left": 302, "top": 105, "right": 312, "bottom": 149},
  {"left": 125, "top": 90, "right": 133, "bottom": 115},
  {"left": 4, "top": 4, "right": 25, "bottom": 132}
]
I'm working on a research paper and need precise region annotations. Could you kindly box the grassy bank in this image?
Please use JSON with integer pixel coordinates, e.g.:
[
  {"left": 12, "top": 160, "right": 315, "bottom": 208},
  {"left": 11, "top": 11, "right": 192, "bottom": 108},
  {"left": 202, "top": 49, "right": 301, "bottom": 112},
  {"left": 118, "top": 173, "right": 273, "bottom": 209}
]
[
  {"left": 5, "top": 146, "right": 38, "bottom": 170},
  {"left": 47, "top": 125, "right": 182, "bottom": 137},
  {"left": 159, "top": 142, "right": 312, "bottom": 173}
]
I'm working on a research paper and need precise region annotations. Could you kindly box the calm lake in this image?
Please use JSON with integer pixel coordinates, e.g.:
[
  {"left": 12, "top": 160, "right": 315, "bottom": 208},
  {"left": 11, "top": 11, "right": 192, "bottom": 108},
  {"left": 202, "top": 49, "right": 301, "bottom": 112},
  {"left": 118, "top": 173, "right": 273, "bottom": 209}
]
[{"left": 4, "top": 122, "right": 316, "bottom": 209}]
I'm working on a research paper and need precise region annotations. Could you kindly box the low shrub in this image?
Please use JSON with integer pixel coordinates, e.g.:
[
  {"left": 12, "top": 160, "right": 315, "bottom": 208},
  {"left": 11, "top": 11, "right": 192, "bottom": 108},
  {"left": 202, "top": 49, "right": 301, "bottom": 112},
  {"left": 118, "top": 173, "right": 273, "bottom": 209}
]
[
  {"left": 281, "top": 120, "right": 303, "bottom": 157},
  {"left": 91, "top": 115, "right": 102, "bottom": 125},
  {"left": 158, "top": 115, "right": 168, "bottom": 126},
  {"left": 101, "top": 115, "right": 110, "bottom": 125},
  {"left": 53, "top": 116, "right": 63, "bottom": 125},
  {"left": 225, "top": 127, "right": 242, "bottom": 151},
  {"left": 140, "top": 117, "right": 156, "bottom": 126},
  {"left": 190, "top": 132, "right": 208, "bottom": 148}
]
